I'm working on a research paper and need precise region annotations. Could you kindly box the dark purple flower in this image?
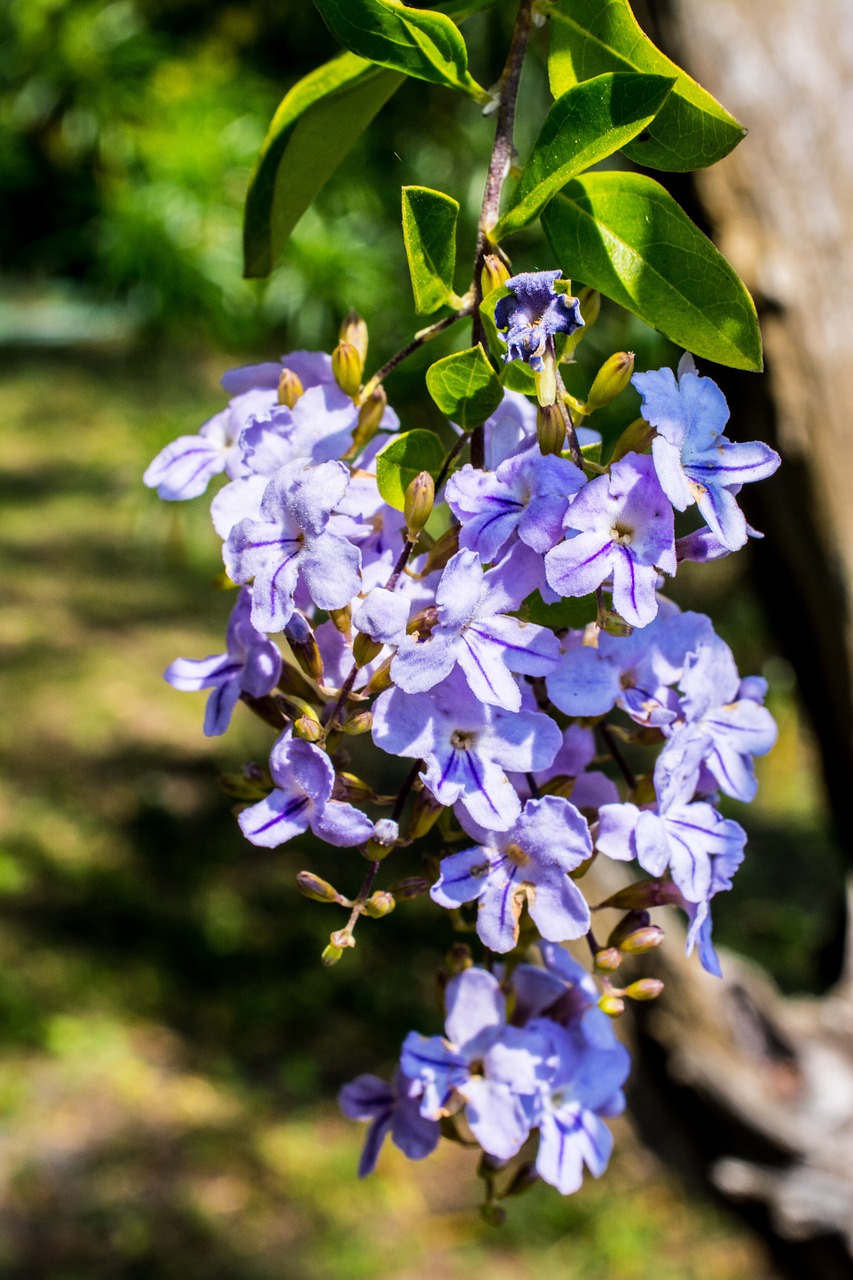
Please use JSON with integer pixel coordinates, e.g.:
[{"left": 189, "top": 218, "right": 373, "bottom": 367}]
[
  {"left": 338, "top": 1071, "right": 440, "bottom": 1177},
  {"left": 494, "top": 271, "right": 583, "bottom": 371}
]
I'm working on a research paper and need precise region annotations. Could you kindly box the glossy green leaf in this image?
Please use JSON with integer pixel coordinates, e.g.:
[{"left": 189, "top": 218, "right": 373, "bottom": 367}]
[
  {"left": 523, "top": 590, "right": 598, "bottom": 629},
  {"left": 548, "top": 0, "right": 746, "bottom": 171},
  {"left": 542, "top": 171, "right": 762, "bottom": 371},
  {"left": 376, "top": 430, "right": 446, "bottom": 511},
  {"left": 495, "top": 73, "right": 674, "bottom": 239},
  {"left": 312, "top": 0, "right": 488, "bottom": 102},
  {"left": 402, "top": 186, "right": 460, "bottom": 314},
  {"left": 426, "top": 344, "right": 503, "bottom": 429},
  {"left": 244, "top": 54, "right": 402, "bottom": 278}
]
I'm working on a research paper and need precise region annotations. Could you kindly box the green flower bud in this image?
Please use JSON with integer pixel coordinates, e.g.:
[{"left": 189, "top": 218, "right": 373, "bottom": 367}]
[
  {"left": 622, "top": 978, "right": 665, "bottom": 1001},
  {"left": 328, "top": 605, "right": 352, "bottom": 638},
  {"left": 480, "top": 253, "right": 510, "bottom": 300},
  {"left": 593, "top": 881, "right": 682, "bottom": 912},
  {"left": 578, "top": 287, "right": 601, "bottom": 330},
  {"left": 342, "top": 709, "right": 373, "bottom": 736},
  {"left": 293, "top": 715, "right": 323, "bottom": 742},
  {"left": 333, "top": 772, "right": 378, "bottom": 805},
  {"left": 391, "top": 876, "right": 431, "bottom": 900},
  {"left": 593, "top": 947, "right": 622, "bottom": 974},
  {"left": 363, "top": 890, "right": 396, "bottom": 918},
  {"left": 404, "top": 470, "right": 435, "bottom": 539},
  {"left": 599, "top": 993, "right": 625, "bottom": 1018},
  {"left": 353, "top": 632, "right": 383, "bottom": 668},
  {"left": 598, "top": 608, "right": 634, "bottom": 638},
  {"left": 344, "top": 386, "right": 387, "bottom": 461},
  {"left": 278, "top": 367, "right": 304, "bottom": 408},
  {"left": 607, "top": 909, "right": 651, "bottom": 948},
  {"left": 421, "top": 525, "right": 459, "bottom": 577},
  {"left": 536, "top": 403, "right": 566, "bottom": 456},
  {"left": 618, "top": 926, "right": 665, "bottom": 955},
  {"left": 339, "top": 310, "right": 368, "bottom": 365},
  {"left": 407, "top": 788, "right": 444, "bottom": 840},
  {"left": 296, "top": 871, "right": 346, "bottom": 904},
  {"left": 330, "top": 928, "right": 355, "bottom": 951},
  {"left": 534, "top": 348, "right": 557, "bottom": 407},
  {"left": 609, "top": 415, "right": 655, "bottom": 465},
  {"left": 585, "top": 351, "right": 635, "bottom": 413},
  {"left": 332, "top": 340, "right": 363, "bottom": 398},
  {"left": 321, "top": 943, "right": 344, "bottom": 967},
  {"left": 365, "top": 656, "right": 393, "bottom": 696}
]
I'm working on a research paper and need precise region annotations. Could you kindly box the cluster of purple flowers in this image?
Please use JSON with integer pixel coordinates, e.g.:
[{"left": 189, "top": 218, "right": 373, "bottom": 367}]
[{"left": 144, "top": 270, "right": 780, "bottom": 1203}]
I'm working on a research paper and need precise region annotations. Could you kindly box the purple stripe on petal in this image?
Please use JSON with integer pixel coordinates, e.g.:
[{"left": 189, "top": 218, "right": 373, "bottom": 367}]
[{"left": 251, "top": 794, "right": 309, "bottom": 835}]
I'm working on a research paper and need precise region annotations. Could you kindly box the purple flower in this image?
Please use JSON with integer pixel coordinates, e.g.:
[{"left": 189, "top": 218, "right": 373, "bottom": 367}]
[
  {"left": 633, "top": 354, "right": 780, "bottom": 551},
  {"left": 143, "top": 389, "right": 275, "bottom": 501},
  {"left": 684, "top": 841, "right": 745, "bottom": 977},
  {"left": 238, "top": 729, "right": 374, "bottom": 849},
  {"left": 238, "top": 383, "right": 399, "bottom": 476},
  {"left": 353, "top": 587, "right": 410, "bottom": 646},
  {"left": 431, "top": 796, "right": 592, "bottom": 951},
  {"left": 446, "top": 449, "right": 586, "bottom": 564},
  {"left": 220, "top": 350, "right": 334, "bottom": 395},
  {"left": 224, "top": 458, "right": 361, "bottom": 633},
  {"left": 164, "top": 588, "right": 282, "bottom": 735},
  {"left": 391, "top": 546, "right": 558, "bottom": 711},
  {"left": 671, "top": 632, "right": 777, "bottom": 802},
  {"left": 545, "top": 453, "right": 676, "bottom": 628},
  {"left": 371, "top": 669, "right": 561, "bottom": 831},
  {"left": 494, "top": 271, "right": 583, "bottom": 371},
  {"left": 596, "top": 734, "right": 747, "bottom": 904},
  {"left": 338, "top": 1071, "right": 440, "bottom": 1177}
]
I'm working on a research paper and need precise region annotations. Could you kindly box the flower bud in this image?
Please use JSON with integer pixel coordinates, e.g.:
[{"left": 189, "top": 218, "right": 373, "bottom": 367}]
[
  {"left": 339, "top": 309, "right": 368, "bottom": 365},
  {"left": 585, "top": 351, "right": 635, "bottom": 413},
  {"left": 365, "top": 656, "right": 393, "bottom": 695},
  {"left": 593, "top": 947, "right": 622, "bottom": 974},
  {"left": 607, "top": 910, "right": 651, "bottom": 948},
  {"left": 330, "top": 928, "right": 355, "bottom": 950},
  {"left": 618, "top": 926, "right": 665, "bottom": 955},
  {"left": 404, "top": 471, "right": 435, "bottom": 540},
  {"left": 293, "top": 715, "right": 323, "bottom": 742},
  {"left": 321, "top": 942, "right": 344, "bottom": 966},
  {"left": 594, "top": 880, "right": 682, "bottom": 912},
  {"left": 353, "top": 632, "right": 383, "bottom": 668},
  {"left": 333, "top": 772, "right": 378, "bottom": 805},
  {"left": 342, "top": 709, "right": 373, "bottom": 736},
  {"left": 599, "top": 994, "right": 625, "bottom": 1018},
  {"left": 296, "top": 871, "right": 346, "bottom": 904},
  {"left": 609, "top": 416, "right": 655, "bottom": 465},
  {"left": 277, "top": 367, "right": 304, "bottom": 408},
  {"left": 406, "top": 605, "right": 439, "bottom": 637},
  {"left": 391, "top": 876, "right": 431, "bottom": 900},
  {"left": 536, "top": 403, "right": 566, "bottom": 456},
  {"left": 344, "top": 386, "right": 388, "bottom": 460},
  {"left": 364, "top": 818, "right": 399, "bottom": 861},
  {"left": 535, "top": 348, "right": 557, "bottom": 407},
  {"left": 622, "top": 978, "right": 665, "bottom": 1001},
  {"left": 284, "top": 612, "right": 324, "bottom": 684},
  {"left": 328, "top": 605, "right": 352, "bottom": 637},
  {"left": 408, "top": 788, "right": 444, "bottom": 840},
  {"left": 421, "top": 525, "right": 459, "bottom": 577},
  {"left": 480, "top": 254, "right": 510, "bottom": 300},
  {"left": 598, "top": 608, "right": 633, "bottom": 638},
  {"left": 332, "top": 340, "right": 363, "bottom": 397},
  {"left": 363, "top": 890, "right": 396, "bottom": 918}
]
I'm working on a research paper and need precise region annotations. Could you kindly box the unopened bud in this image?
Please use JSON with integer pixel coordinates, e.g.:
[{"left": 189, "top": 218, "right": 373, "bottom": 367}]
[
  {"left": 585, "top": 351, "right": 635, "bottom": 413},
  {"left": 343, "top": 709, "right": 373, "bottom": 735},
  {"left": 406, "top": 605, "right": 439, "bottom": 637},
  {"left": 598, "top": 608, "right": 633, "bottom": 638},
  {"left": 421, "top": 525, "right": 459, "bottom": 576},
  {"left": 594, "top": 881, "right": 682, "bottom": 912},
  {"left": 284, "top": 612, "right": 324, "bottom": 683},
  {"left": 332, "top": 340, "right": 363, "bottom": 397},
  {"left": 535, "top": 348, "right": 557, "bottom": 407},
  {"left": 593, "top": 947, "right": 622, "bottom": 974},
  {"left": 391, "top": 876, "right": 431, "bottom": 900},
  {"left": 296, "top": 871, "right": 345, "bottom": 904},
  {"left": 622, "top": 978, "right": 665, "bottom": 1001},
  {"left": 328, "top": 605, "right": 352, "bottom": 637},
  {"left": 330, "top": 928, "right": 355, "bottom": 950},
  {"left": 610, "top": 415, "right": 655, "bottom": 465},
  {"left": 293, "top": 715, "right": 323, "bottom": 742},
  {"left": 481, "top": 253, "right": 510, "bottom": 300},
  {"left": 618, "top": 926, "right": 665, "bottom": 955},
  {"left": 333, "top": 772, "right": 377, "bottom": 805},
  {"left": 365, "top": 656, "right": 393, "bottom": 695},
  {"left": 345, "top": 386, "right": 388, "bottom": 460},
  {"left": 364, "top": 890, "right": 396, "bottom": 918},
  {"left": 599, "top": 994, "right": 625, "bottom": 1018},
  {"left": 408, "top": 788, "right": 444, "bottom": 840},
  {"left": 536, "top": 402, "right": 566, "bottom": 456},
  {"left": 404, "top": 471, "right": 435, "bottom": 539},
  {"left": 278, "top": 367, "right": 304, "bottom": 408},
  {"left": 321, "top": 943, "right": 344, "bottom": 966},
  {"left": 365, "top": 818, "right": 399, "bottom": 861},
  {"left": 353, "top": 632, "right": 383, "bottom": 668},
  {"left": 339, "top": 310, "right": 368, "bottom": 365},
  {"left": 578, "top": 287, "right": 601, "bottom": 330},
  {"left": 607, "top": 910, "right": 651, "bottom": 948}
]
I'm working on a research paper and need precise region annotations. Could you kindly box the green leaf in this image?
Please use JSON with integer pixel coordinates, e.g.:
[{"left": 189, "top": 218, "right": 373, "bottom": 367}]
[
  {"left": 548, "top": 0, "right": 746, "bottom": 171},
  {"left": 523, "top": 591, "right": 598, "bottom": 629},
  {"left": 376, "top": 430, "right": 446, "bottom": 511},
  {"left": 312, "top": 0, "right": 488, "bottom": 101},
  {"left": 495, "top": 73, "right": 674, "bottom": 239},
  {"left": 426, "top": 344, "right": 503, "bottom": 429},
  {"left": 402, "top": 186, "right": 460, "bottom": 314},
  {"left": 500, "top": 361, "right": 537, "bottom": 394},
  {"left": 244, "top": 54, "right": 402, "bottom": 278},
  {"left": 542, "top": 171, "right": 762, "bottom": 371}
]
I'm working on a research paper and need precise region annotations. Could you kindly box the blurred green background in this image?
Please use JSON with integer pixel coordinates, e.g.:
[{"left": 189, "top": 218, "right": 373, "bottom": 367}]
[{"left": 0, "top": 0, "right": 845, "bottom": 1275}]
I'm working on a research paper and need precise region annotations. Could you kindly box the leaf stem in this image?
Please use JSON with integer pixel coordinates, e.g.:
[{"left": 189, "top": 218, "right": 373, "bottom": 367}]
[{"left": 361, "top": 307, "right": 471, "bottom": 399}]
